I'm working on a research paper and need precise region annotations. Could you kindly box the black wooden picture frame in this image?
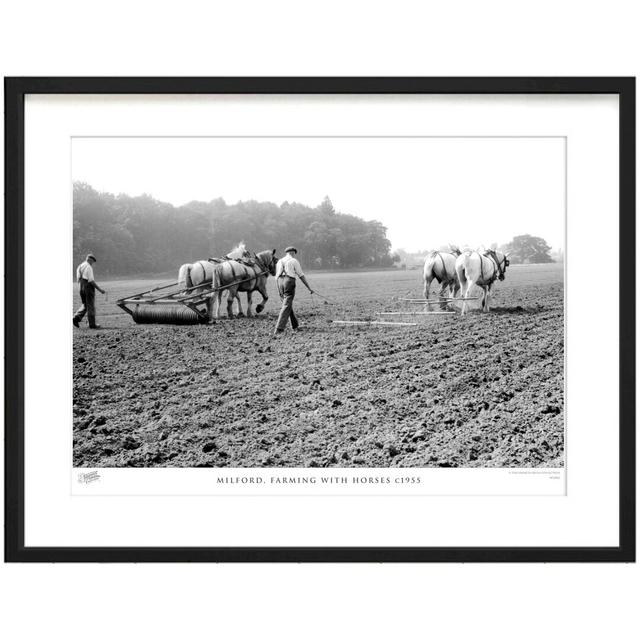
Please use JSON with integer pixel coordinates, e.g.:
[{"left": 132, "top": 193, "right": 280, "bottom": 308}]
[{"left": 4, "top": 77, "right": 635, "bottom": 562}]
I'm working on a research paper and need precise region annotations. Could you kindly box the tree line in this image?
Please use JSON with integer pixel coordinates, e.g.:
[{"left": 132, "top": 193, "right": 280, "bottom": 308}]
[{"left": 73, "top": 184, "right": 395, "bottom": 276}]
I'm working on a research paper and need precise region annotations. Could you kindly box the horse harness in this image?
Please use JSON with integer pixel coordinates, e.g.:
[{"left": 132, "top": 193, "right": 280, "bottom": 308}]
[
  {"left": 437, "top": 253, "right": 447, "bottom": 282},
  {"left": 222, "top": 253, "right": 271, "bottom": 285},
  {"left": 197, "top": 257, "right": 266, "bottom": 283},
  {"left": 480, "top": 250, "right": 508, "bottom": 283},
  {"left": 436, "top": 252, "right": 456, "bottom": 283}
]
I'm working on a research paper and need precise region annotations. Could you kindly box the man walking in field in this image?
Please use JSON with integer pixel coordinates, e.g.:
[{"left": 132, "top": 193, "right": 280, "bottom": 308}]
[
  {"left": 273, "top": 246, "right": 314, "bottom": 335},
  {"left": 73, "top": 253, "right": 106, "bottom": 329}
]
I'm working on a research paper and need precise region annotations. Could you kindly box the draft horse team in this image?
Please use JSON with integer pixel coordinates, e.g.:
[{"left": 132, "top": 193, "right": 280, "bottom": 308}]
[
  {"left": 423, "top": 247, "right": 510, "bottom": 315},
  {"left": 177, "top": 243, "right": 510, "bottom": 323},
  {"left": 178, "top": 245, "right": 278, "bottom": 320}
]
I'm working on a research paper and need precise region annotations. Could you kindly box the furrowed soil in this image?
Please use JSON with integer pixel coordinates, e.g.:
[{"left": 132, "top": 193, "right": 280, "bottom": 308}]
[{"left": 73, "top": 263, "right": 564, "bottom": 468}]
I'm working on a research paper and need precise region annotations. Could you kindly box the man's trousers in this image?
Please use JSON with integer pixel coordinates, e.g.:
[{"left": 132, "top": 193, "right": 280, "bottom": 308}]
[
  {"left": 274, "top": 276, "right": 299, "bottom": 332},
  {"left": 74, "top": 279, "right": 97, "bottom": 327}
]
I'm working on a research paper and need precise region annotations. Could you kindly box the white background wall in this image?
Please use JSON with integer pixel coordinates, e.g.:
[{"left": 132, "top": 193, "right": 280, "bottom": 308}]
[{"left": 1, "top": 2, "right": 638, "bottom": 638}]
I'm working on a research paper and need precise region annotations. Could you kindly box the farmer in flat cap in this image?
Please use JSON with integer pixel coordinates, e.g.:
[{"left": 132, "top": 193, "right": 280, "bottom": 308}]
[
  {"left": 273, "top": 246, "right": 314, "bottom": 335},
  {"left": 73, "top": 253, "right": 106, "bottom": 329}
]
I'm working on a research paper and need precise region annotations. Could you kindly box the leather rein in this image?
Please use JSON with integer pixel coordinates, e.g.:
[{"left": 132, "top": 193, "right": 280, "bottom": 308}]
[{"left": 482, "top": 250, "right": 508, "bottom": 282}]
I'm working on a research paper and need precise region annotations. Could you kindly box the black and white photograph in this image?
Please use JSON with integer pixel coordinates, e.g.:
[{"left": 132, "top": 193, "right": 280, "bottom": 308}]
[{"left": 72, "top": 135, "right": 565, "bottom": 471}]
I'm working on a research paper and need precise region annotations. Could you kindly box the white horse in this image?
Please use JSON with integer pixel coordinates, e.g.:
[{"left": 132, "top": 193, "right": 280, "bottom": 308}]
[
  {"left": 455, "top": 249, "right": 510, "bottom": 315},
  {"left": 211, "top": 249, "right": 277, "bottom": 319},
  {"left": 423, "top": 246, "right": 461, "bottom": 306},
  {"left": 177, "top": 244, "right": 250, "bottom": 318}
]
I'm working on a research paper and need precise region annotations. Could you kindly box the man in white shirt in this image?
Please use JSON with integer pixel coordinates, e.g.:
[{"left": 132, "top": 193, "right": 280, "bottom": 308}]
[
  {"left": 73, "top": 253, "right": 106, "bottom": 329},
  {"left": 273, "top": 246, "right": 314, "bottom": 335}
]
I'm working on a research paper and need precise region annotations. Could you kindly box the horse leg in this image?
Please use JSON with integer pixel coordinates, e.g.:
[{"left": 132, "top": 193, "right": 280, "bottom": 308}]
[
  {"left": 481, "top": 286, "right": 489, "bottom": 312},
  {"left": 462, "top": 280, "right": 474, "bottom": 316},
  {"left": 438, "top": 281, "right": 448, "bottom": 310},
  {"left": 450, "top": 280, "right": 460, "bottom": 311},
  {"left": 456, "top": 266, "right": 469, "bottom": 316},
  {"left": 485, "top": 284, "right": 492, "bottom": 312},
  {"left": 255, "top": 277, "right": 269, "bottom": 313},
  {"left": 245, "top": 290, "right": 253, "bottom": 317},
  {"left": 206, "top": 292, "right": 215, "bottom": 323},
  {"left": 226, "top": 289, "right": 236, "bottom": 319},
  {"left": 235, "top": 291, "right": 245, "bottom": 318},
  {"left": 255, "top": 279, "right": 268, "bottom": 314},
  {"left": 423, "top": 274, "right": 432, "bottom": 300}
]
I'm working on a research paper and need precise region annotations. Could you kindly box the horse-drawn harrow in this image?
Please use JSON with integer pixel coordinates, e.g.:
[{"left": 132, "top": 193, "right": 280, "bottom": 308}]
[{"left": 116, "top": 281, "right": 214, "bottom": 324}]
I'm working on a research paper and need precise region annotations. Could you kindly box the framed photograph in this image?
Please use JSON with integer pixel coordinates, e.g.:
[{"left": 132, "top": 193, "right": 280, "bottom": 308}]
[{"left": 5, "top": 77, "right": 635, "bottom": 562}]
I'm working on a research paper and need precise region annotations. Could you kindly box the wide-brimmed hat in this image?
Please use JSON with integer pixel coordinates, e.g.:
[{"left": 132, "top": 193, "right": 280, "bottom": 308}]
[
  {"left": 284, "top": 246, "right": 297, "bottom": 254},
  {"left": 86, "top": 253, "right": 97, "bottom": 262}
]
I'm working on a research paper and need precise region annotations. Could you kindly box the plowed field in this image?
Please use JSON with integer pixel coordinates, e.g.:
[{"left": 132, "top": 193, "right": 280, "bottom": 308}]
[{"left": 73, "top": 263, "right": 564, "bottom": 468}]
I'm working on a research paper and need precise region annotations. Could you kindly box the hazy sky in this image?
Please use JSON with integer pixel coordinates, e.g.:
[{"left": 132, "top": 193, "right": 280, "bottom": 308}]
[{"left": 72, "top": 137, "right": 565, "bottom": 252}]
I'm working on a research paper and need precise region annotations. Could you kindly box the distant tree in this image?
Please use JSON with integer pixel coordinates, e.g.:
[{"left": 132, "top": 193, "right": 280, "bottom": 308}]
[
  {"left": 501, "top": 234, "right": 553, "bottom": 264},
  {"left": 73, "top": 183, "right": 396, "bottom": 275},
  {"left": 318, "top": 195, "right": 336, "bottom": 216}
]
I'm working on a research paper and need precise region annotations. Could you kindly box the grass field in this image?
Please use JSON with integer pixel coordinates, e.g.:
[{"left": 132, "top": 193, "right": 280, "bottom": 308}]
[{"left": 73, "top": 263, "right": 564, "bottom": 468}]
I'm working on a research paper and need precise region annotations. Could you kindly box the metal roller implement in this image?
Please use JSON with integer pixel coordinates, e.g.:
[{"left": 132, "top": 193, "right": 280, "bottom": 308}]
[{"left": 131, "top": 305, "right": 207, "bottom": 325}]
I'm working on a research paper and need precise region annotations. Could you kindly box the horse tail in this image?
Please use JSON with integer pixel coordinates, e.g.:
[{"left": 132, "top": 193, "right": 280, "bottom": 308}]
[
  {"left": 213, "top": 263, "right": 223, "bottom": 291},
  {"left": 178, "top": 264, "right": 192, "bottom": 290},
  {"left": 455, "top": 253, "right": 469, "bottom": 290}
]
